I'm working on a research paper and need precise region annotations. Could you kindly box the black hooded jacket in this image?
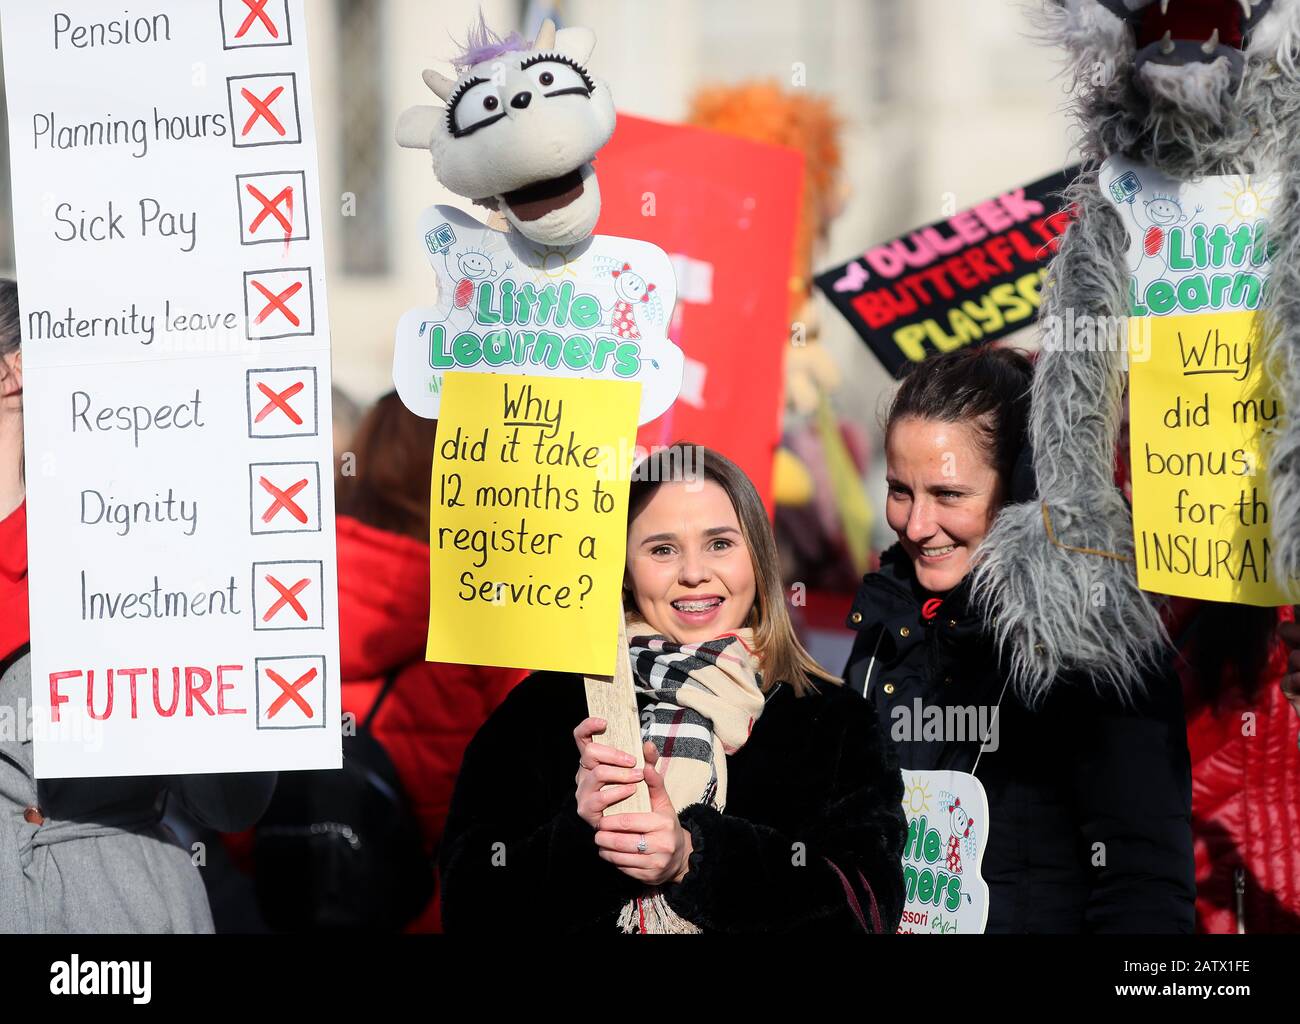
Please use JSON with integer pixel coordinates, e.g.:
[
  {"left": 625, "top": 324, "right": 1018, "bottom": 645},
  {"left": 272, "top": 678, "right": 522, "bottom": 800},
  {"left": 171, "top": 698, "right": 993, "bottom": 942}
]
[{"left": 843, "top": 546, "right": 1195, "bottom": 933}]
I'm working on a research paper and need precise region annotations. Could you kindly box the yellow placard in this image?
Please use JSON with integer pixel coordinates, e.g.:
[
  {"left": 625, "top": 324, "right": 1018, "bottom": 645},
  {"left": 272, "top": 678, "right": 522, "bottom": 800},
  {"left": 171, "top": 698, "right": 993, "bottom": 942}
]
[
  {"left": 426, "top": 371, "right": 641, "bottom": 674},
  {"left": 1129, "top": 309, "right": 1288, "bottom": 604}
]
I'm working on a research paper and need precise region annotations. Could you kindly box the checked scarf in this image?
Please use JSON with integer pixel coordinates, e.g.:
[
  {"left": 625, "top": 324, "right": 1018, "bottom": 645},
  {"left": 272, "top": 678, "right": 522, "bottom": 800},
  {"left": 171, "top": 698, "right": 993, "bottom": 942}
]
[{"left": 615, "top": 620, "right": 765, "bottom": 934}]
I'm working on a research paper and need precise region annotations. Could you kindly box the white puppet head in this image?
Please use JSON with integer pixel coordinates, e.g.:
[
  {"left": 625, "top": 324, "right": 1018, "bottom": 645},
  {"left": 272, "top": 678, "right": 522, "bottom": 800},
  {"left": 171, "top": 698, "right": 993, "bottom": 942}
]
[{"left": 396, "top": 16, "right": 616, "bottom": 248}]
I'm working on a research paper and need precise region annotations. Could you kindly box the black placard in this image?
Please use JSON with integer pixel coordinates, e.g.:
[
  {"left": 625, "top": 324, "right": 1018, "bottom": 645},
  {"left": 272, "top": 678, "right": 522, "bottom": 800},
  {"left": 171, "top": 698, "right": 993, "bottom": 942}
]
[{"left": 816, "top": 166, "right": 1081, "bottom": 377}]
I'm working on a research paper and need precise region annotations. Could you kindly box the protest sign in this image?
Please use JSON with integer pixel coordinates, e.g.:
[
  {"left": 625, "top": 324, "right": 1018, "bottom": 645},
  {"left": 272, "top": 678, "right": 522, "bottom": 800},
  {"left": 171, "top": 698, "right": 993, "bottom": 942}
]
[
  {"left": 1, "top": 0, "right": 341, "bottom": 777},
  {"left": 593, "top": 115, "right": 803, "bottom": 512},
  {"left": 1103, "top": 156, "right": 1289, "bottom": 604},
  {"left": 816, "top": 167, "right": 1078, "bottom": 377},
  {"left": 393, "top": 205, "right": 682, "bottom": 427},
  {"left": 426, "top": 371, "right": 640, "bottom": 676},
  {"left": 899, "top": 769, "right": 990, "bottom": 934}
]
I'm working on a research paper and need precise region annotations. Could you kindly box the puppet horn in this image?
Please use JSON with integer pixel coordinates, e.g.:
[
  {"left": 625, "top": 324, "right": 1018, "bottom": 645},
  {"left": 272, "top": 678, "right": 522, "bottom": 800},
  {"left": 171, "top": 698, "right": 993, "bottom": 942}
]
[
  {"left": 534, "top": 17, "right": 557, "bottom": 51},
  {"left": 423, "top": 68, "right": 457, "bottom": 103}
]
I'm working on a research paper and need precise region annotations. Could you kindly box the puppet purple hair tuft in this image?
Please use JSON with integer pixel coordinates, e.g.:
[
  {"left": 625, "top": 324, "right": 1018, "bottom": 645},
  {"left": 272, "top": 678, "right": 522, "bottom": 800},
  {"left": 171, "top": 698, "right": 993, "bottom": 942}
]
[{"left": 452, "top": 11, "right": 530, "bottom": 74}]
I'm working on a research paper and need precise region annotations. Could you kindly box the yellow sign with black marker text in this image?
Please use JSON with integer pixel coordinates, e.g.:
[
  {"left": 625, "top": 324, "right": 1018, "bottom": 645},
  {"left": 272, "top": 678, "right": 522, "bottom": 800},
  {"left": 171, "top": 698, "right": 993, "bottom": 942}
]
[
  {"left": 1104, "top": 156, "right": 1295, "bottom": 604},
  {"left": 1129, "top": 310, "right": 1285, "bottom": 604},
  {"left": 426, "top": 371, "right": 641, "bottom": 674}
]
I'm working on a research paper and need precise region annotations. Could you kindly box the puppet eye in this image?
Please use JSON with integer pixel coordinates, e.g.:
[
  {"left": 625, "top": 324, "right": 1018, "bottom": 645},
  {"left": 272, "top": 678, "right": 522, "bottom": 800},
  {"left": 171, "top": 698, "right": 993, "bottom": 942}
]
[
  {"left": 521, "top": 56, "right": 592, "bottom": 98},
  {"left": 449, "top": 79, "right": 507, "bottom": 136}
]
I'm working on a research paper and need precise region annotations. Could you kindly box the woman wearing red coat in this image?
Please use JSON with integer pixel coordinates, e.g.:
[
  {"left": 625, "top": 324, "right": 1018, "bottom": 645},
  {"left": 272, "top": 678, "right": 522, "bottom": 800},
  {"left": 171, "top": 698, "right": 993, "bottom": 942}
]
[
  {"left": 334, "top": 393, "right": 526, "bottom": 931},
  {"left": 1169, "top": 599, "right": 1300, "bottom": 933},
  {"left": 1118, "top": 441, "right": 1300, "bottom": 933}
]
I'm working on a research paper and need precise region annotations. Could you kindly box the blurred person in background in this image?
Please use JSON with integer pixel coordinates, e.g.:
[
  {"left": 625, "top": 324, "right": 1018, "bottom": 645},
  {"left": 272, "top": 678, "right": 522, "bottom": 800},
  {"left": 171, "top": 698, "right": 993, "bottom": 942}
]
[
  {"left": 0, "top": 278, "right": 276, "bottom": 933},
  {"left": 1172, "top": 601, "right": 1300, "bottom": 932},
  {"left": 1114, "top": 414, "right": 1300, "bottom": 933},
  {"left": 332, "top": 391, "right": 527, "bottom": 931}
]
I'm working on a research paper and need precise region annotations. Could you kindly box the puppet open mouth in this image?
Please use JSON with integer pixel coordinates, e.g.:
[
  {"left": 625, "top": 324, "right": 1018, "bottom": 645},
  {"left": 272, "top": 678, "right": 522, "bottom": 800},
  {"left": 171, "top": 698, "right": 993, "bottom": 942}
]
[
  {"left": 1106, "top": 0, "right": 1274, "bottom": 77},
  {"left": 500, "top": 169, "right": 586, "bottom": 222}
]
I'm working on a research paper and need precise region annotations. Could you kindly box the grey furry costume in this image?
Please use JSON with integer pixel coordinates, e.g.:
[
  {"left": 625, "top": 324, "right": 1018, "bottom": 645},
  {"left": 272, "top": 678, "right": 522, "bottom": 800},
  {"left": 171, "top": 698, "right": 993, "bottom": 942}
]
[{"left": 975, "top": 0, "right": 1300, "bottom": 703}]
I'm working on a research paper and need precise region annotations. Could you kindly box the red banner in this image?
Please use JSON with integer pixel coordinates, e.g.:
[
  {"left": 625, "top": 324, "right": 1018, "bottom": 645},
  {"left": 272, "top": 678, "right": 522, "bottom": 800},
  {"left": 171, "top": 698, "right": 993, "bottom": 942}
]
[{"left": 594, "top": 114, "right": 803, "bottom": 515}]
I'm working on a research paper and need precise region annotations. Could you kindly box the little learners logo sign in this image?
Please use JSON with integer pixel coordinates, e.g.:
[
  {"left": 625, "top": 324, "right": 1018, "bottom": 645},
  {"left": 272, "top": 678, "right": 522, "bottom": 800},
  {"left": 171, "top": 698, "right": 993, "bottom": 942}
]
[
  {"left": 426, "top": 371, "right": 640, "bottom": 675},
  {"left": 898, "top": 769, "right": 989, "bottom": 934},
  {"left": 394, "top": 205, "right": 683, "bottom": 426},
  {"left": 1102, "top": 156, "right": 1290, "bottom": 604}
]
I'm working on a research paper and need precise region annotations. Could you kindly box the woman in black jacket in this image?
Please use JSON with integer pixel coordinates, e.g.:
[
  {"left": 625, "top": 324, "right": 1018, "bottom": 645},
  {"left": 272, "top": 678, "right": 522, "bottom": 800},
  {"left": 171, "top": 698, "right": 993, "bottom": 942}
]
[
  {"left": 844, "top": 347, "right": 1194, "bottom": 933},
  {"left": 440, "top": 445, "right": 905, "bottom": 933}
]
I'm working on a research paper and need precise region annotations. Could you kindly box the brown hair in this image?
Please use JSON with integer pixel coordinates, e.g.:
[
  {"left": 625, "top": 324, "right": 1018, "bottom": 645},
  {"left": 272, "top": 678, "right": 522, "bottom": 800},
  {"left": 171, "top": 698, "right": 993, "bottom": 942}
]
[
  {"left": 0, "top": 279, "right": 19, "bottom": 389},
  {"left": 625, "top": 443, "right": 839, "bottom": 697},
  {"left": 885, "top": 346, "right": 1033, "bottom": 492},
  {"left": 0, "top": 279, "right": 23, "bottom": 483},
  {"left": 335, "top": 391, "right": 438, "bottom": 543}
]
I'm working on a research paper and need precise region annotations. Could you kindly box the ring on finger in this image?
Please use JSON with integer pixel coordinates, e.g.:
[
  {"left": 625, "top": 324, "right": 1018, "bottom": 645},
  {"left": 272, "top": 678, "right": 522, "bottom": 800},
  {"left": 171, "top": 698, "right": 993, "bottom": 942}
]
[{"left": 637, "top": 834, "right": 648, "bottom": 854}]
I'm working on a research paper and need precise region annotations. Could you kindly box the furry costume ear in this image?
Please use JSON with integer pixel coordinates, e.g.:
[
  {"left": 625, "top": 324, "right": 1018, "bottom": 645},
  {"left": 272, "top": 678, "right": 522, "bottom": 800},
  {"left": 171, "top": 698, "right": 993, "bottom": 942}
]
[
  {"left": 395, "top": 105, "right": 441, "bottom": 149},
  {"left": 534, "top": 17, "right": 557, "bottom": 51},
  {"left": 422, "top": 69, "right": 457, "bottom": 102},
  {"left": 555, "top": 26, "right": 597, "bottom": 65}
]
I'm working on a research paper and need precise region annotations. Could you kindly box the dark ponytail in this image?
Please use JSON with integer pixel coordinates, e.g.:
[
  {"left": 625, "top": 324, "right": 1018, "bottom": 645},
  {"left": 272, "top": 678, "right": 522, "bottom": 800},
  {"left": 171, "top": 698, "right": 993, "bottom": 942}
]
[{"left": 885, "top": 346, "right": 1034, "bottom": 497}]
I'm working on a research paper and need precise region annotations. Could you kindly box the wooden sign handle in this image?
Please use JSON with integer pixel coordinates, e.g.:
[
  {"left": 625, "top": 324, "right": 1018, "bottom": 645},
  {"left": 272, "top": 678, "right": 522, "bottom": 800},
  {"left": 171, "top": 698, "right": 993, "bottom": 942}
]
[{"left": 583, "top": 615, "right": 651, "bottom": 815}]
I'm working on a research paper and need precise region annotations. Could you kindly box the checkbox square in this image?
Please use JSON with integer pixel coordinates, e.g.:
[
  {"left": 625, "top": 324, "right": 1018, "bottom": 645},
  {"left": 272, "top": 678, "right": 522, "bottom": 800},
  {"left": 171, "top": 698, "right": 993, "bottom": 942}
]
[
  {"left": 252, "top": 560, "right": 325, "bottom": 631},
  {"left": 244, "top": 267, "right": 315, "bottom": 340},
  {"left": 255, "top": 655, "right": 326, "bottom": 729},
  {"left": 250, "top": 461, "right": 321, "bottom": 535},
  {"left": 227, "top": 73, "right": 302, "bottom": 147},
  {"left": 237, "top": 171, "right": 310, "bottom": 246},
  {"left": 220, "top": 0, "right": 292, "bottom": 49},
  {"left": 247, "top": 366, "right": 319, "bottom": 439}
]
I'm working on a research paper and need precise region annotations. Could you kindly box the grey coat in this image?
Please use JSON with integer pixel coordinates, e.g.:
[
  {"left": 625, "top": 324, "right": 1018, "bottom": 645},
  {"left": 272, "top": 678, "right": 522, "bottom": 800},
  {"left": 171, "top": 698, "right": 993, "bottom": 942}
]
[{"left": 0, "top": 652, "right": 277, "bottom": 932}]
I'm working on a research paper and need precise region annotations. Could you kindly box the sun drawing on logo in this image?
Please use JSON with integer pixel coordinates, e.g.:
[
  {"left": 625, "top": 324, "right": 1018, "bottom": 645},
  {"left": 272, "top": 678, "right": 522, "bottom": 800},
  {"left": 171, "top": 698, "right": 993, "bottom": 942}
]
[
  {"left": 903, "top": 775, "right": 931, "bottom": 816},
  {"left": 1219, "top": 176, "right": 1272, "bottom": 225},
  {"left": 522, "top": 242, "right": 581, "bottom": 281}
]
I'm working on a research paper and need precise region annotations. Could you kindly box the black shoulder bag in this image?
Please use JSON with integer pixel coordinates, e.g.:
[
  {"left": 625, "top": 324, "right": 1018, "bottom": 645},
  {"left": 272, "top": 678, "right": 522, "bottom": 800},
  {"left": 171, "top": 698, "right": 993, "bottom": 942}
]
[{"left": 252, "top": 671, "right": 435, "bottom": 931}]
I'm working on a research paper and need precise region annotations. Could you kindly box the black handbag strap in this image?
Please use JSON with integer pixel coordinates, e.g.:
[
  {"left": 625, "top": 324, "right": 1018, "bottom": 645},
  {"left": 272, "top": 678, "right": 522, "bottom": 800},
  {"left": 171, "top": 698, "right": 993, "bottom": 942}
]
[{"left": 360, "top": 669, "right": 402, "bottom": 734}]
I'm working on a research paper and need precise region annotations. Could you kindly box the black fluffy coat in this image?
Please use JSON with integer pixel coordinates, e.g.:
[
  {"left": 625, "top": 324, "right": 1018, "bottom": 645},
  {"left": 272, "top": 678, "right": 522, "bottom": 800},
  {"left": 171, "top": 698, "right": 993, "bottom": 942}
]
[
  {"left": 844, "top": 546, "right": 1196, "bottom": 934},
  {"left": 439, "top": 669, "right": 906, "bottom": 934}
]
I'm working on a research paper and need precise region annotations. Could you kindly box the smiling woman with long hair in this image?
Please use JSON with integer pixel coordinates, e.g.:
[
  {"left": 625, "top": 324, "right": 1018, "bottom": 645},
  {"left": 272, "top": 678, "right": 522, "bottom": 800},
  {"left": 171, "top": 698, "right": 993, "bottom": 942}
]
[{"left": 439, "top": 444, "right": 905, "bottom": 934}]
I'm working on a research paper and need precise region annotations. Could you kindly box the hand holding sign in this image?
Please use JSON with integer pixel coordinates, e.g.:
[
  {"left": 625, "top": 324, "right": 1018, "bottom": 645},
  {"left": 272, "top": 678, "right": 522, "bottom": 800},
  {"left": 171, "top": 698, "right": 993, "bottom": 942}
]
[{"left": 574, "top": 715, "right": 643, "bottom": 829}]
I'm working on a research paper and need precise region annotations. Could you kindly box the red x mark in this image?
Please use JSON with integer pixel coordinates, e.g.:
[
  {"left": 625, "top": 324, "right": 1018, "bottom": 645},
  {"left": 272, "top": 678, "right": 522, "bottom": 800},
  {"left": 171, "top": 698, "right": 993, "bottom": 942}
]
[
  {"left": 241, "top": 86, "right": 286, "bottom": 137},
  {"left": 265, "top": 666, "right": 317, "bottom": 719},
  {"left": 259, "top": 475, "right": 309, "bottom": 524},
  {"left": 247, "top": 184, "right": 294, "bottom": 238},
  {"left": 252, "top": 279, "right": 303, "bottom": 326},
  {"left": 263, "top": 575, "right": 310, "bottom": 622},
  {"left": 236, "top": 0, "right": 279, "bottom": 38},
  {"left": 255, "top": 381, "right": 305, "bottom": 424}
]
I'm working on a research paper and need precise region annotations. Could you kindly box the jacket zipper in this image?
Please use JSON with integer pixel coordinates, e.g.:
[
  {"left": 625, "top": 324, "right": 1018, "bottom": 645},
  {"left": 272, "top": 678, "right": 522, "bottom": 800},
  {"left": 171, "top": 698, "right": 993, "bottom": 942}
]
[{"left": 1234, "top": 867, "right": 1246, "bottom": 934}]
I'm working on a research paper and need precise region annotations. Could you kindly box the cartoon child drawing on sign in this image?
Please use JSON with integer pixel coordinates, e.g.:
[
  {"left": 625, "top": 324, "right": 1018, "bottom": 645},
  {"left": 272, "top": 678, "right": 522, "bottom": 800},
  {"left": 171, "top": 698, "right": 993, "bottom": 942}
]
[
  {"left": 945, "top": 796, "right": 976, "bottom": 875},
  {"left": 602, "top": 260, "right": 663, "bottom": 341},
  {"left": 1132, "top": 193, "right": 1203, "bottom": 272},
  {"left": 447, "top": 247, "right": 513, "bottom": 309}
]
